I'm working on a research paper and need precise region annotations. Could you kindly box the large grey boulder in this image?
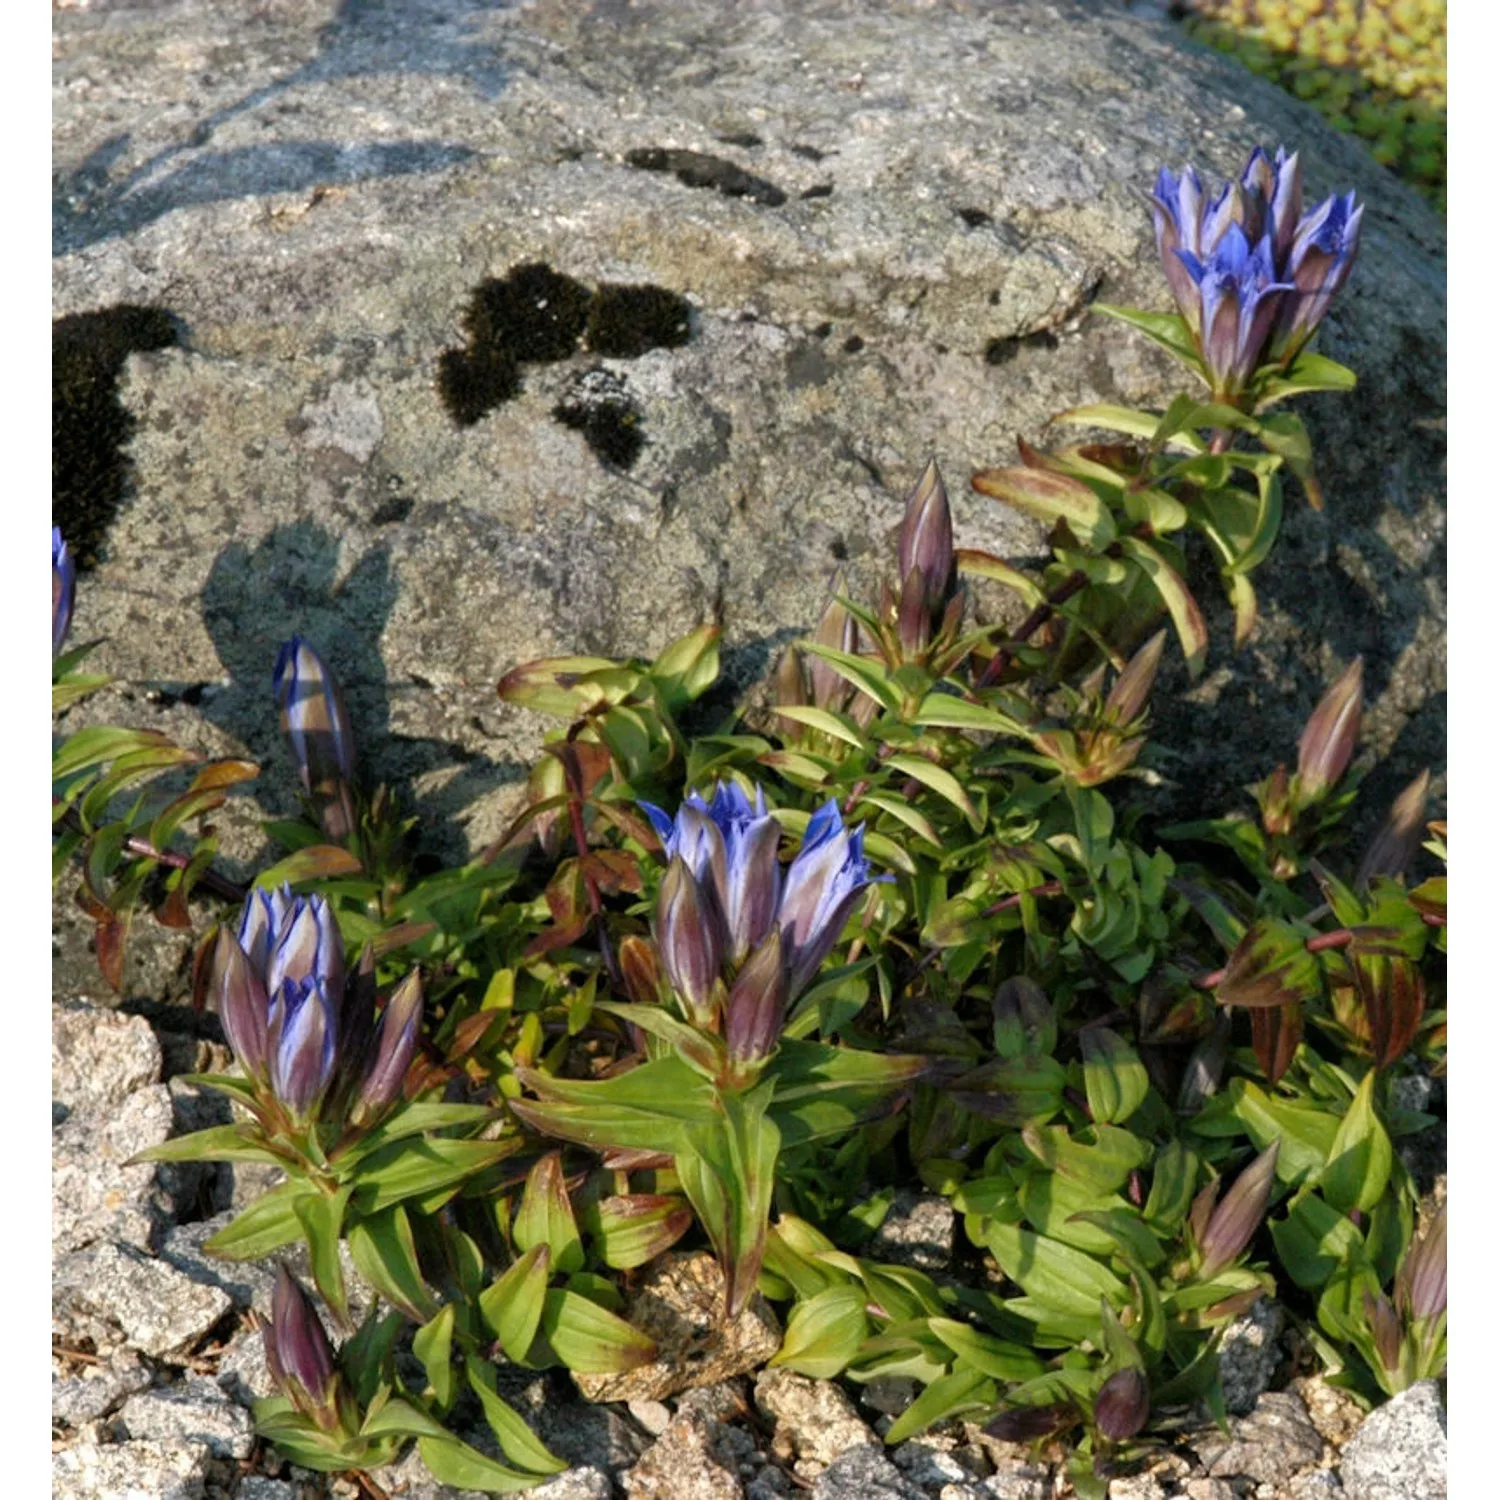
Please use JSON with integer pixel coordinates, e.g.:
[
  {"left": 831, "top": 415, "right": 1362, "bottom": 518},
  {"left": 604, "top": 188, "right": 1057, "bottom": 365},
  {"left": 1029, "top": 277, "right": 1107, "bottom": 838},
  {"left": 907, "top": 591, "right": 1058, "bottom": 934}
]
[{"left": 53, "top": 0, "right": 1444, "bottom": 994}]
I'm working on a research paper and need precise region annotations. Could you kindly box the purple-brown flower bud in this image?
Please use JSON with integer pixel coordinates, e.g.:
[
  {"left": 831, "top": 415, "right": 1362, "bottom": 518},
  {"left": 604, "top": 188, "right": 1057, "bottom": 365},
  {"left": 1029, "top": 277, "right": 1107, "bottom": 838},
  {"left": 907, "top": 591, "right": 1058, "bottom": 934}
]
[
  {"left": 619, "top": 934, "right": 665, "bottom": 1007},
  {"left": 898, "top": 458, "right": 955, "bottom": 619},
  {"left": 809, "top": 574, "right": 859, "bottom": 712},
  {"left": 264, "top": 1265, "right": 339, "bottom": 1428},
  {"left": 1094, "top": 1366, "right": 1150, "bottom": 1441},
  {"left": 724, "top": 927, "right": 788, "bottom": 1069},
  {"left": 656, "top": 857, "right": 724, "bottom": 1023},
  {"left": 1296, "top": 659, "right": 1363, "bottom": 806},
  {"left": 353, "top": 970, "right": 423, "bottom": 1123},
  {"left": 210, "top": 928, "right": 271, "bottom": 1081},
  {"left": 1363, "top": 1289, "right": 1403, "bottom": 1374},
  {"left": 1199, "top": 1141, "right": 1279, "bottom": 1279},
  {"left": 1396, "top": 1203, "right": 1446, "bottom": 1322},
  {"left": 1104, "top": 630, "right": 1167, "bottom": 728}
]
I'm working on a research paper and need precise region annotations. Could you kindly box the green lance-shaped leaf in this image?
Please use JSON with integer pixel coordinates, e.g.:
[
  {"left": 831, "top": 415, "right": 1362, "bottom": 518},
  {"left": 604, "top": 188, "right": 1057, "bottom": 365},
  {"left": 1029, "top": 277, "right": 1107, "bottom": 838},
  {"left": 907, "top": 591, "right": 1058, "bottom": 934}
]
[
  {"left": 1143, "top": 1139, "right": 1200, "bottom": 1235},
  {"left": 349, "top": 1136, "right": 526, "bottom": 1215},
  {"left": 765, "top": 1039, "right": 929, "bottom": 1148},
  {"left": 479, "top": 1244, "right": 552, "bottom": 1364},
  {"left": 511, "top": 1056, "right": 717, "bottom": 1154},
  {"left": 1270, "top": 1193, "right": 1365, "bottom": 1291},
  {"left": 203, "top": 1182, "right": 308, "bottom": 1261},
  {"left": 675, "top": 1085, "right": 782, "bottom": 1319},
  {"left": 1116, "top": 536, "right": 1208, "bottom": 678},
  {"left": 1318, "top": 1070, "right": 1393, "bottom": 1215},
  {"left": 412, "top": 1303, "right": 457, "bottom": 1410},
  {"left": 984, "top": 1221, "right": 1129, "bottom": 1318},
  {"left": 534, "top": 1288, "right": 657, "bottom": 1374},
  {"left": 130, "top": 1124, "right": 288, "bottom": 1168},
  {"left": 884, "top": 1364, "right": 997, "bottom": 1446},
  {"left": 927, "top": 1318, "right": 1046, "bottom": 1383},
  {"left": 971, "top": 465, "right": 1116, "bottom": 552},
  {"left": 1078, "top": 1027, "right": 1150, "bottom": 1125},
  {"left": 1020, "top": 1124, "right": 1150, "bottom": 1197},
  {"left": 649, "top": 622, "right": 722, "bottom": 709},
  {"left": 1213, "top": 1079, "right": 1339, "bottom": 1186},
  {"left": 1252, "top": 348, "right": 1357, "bottom": 410},
  {"left": 467, "top": 1363, "right": 568, "bottom": 1477},
  {"left": 1215, "top": 918, "right": 1324, "bottom": 1011},
  {"left": 1091, "top": 304, "right": 1202, "bottom": 368},
  {"left": 771, "top": 1284, "right": 871, "bottom": 1379},
  {"left": 294, "top": 1185, "right": 353, "bottom": 1325},
  {"left": 416, "top": 1435, "right": 546, "bottom": 1495},
  {"left": 496, "top": 653, "right": 635, "bottom": 717},
  {"left": 513, "top": 1152, "right": 585, "bottom": 1276}
]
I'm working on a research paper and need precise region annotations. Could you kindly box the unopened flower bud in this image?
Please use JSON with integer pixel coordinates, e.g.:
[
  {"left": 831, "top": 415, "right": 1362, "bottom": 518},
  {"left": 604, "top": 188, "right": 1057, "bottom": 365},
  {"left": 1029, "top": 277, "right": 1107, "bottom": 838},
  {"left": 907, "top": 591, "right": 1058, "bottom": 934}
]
[
  {"left": 1363, "top": 1289, "right": 1403, "bottom": 1374},
  {"left": 267, "top": 975, "right": 339, "bottom": 1121},
  {"left": 774, "top": 643, "right": 808, "bottom": 710},
  {"left": 896, "top": 566, "right": 931, "bottom": 656},
  {"left": 1105, "top": 630, "right": 1167, "bottom": 728},
  {"left": 273, "top": 637, "right": 356, "bottom": 841},
  {"left": 724, "top": 927, "right": 788, "bottom": 1068},
  {"left": 355, "top": 970, "right": 423, "bottom": 1121},
  {"left": 808, "top": 575, "right": 859, "bottom": 711},
  {"left": 898, "top": 458, "right": 955, "bottom": 617},
  {"left": 1296, "top": 659, "right": 1363, "bottom": 806},
  {"left": 1396, "top": 1203, "right": 1446, "bottom": 1322},
  {"left": 264, "top": 1265, "right": 339, "bottom": 1428},
  {"left": 1199, "top": 1141, "right": 1279, "bottom": 1279},
  {"left": 656, "top": 857, "right": 723, "bottom": 1023},
  {"left": 1094, "top": 1366, "right": 1150, "bottom": 1441},
  {"left": 210, "top": 928, "right": 271, "bottom": 1081},
  {"left": 52, "top": 528, "right": 76, "bottom": 657}
]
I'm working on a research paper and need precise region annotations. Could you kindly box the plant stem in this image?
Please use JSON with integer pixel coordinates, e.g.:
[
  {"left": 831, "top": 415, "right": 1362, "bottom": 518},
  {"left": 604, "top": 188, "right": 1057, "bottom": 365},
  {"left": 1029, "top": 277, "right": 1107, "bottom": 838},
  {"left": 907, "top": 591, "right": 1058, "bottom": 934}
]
[{"left": 57, "top": 804, "right": 248, "bottom": 903}]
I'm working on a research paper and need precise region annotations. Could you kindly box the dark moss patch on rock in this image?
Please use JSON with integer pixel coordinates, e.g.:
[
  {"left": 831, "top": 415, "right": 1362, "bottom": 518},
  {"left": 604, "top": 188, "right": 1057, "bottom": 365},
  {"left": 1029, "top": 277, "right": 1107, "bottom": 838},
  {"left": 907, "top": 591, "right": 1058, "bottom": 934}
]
[
  {"left": 552, "top": 368, "right": 645, "bottom": 470},
  {"left": 586, "top": 284, "right": 693, "bottom": 359},
  {"left": 53, "top": 306, "right": 180, "bottom": 569},
  {"left": 438, "top": 263, "right": 592, "bottom": 426},
  {"left": 437, "top": 344, "right": 520, "bottom": 426},
  {"left": 624, "top": 147, "right": 787, "bottom": 207}
]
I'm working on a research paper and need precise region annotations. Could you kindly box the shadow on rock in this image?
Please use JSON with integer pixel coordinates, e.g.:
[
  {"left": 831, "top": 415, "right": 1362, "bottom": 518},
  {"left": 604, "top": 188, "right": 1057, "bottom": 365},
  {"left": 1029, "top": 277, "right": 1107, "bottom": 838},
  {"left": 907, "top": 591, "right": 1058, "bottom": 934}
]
[
  {"left": 199, "top": 522, "right": 524, "bottom": 863},
  {"left": 54, "top": 0, "right": 517, "bottom": 254}
]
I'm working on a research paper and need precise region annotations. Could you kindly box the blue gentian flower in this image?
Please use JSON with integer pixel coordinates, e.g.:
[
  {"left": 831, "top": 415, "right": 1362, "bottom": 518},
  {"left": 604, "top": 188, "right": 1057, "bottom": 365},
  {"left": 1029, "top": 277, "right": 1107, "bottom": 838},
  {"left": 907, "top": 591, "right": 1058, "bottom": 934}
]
[
  {"left": 213, "top": 887, "right": 345, "bottom": 1122},
  {"left": 52, "top": 528, "right": 76, "bottom": 657},
  {"left": 1148, "top": 146, "right": 1360, "bottom": 397},
  {"left": 642, "top": 784, "right": 880, "bottom": 1049},
  {"left": 1271, "top": 189, "right": 1364, "bottom": 361},
  {"left": 1176, "top": 223, "right": 1294, "bottom": 399}
]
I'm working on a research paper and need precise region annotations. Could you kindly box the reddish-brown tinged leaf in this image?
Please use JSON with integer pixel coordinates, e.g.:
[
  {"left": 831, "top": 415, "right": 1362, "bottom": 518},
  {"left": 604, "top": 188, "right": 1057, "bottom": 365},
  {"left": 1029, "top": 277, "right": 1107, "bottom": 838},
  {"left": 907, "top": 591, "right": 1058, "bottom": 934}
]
[
  {"left": 985, "top": 1403, "right": 1077, "bottom": 1442},
  {"left": 1353, "top": 954, "right": 1426, "bottom": 1070},
  {"left": 190, "top": 926, "right": 219, "bottom": 1014},
  {"left": 618, "top": 936, "right": 663, "bottom": 1007},
  {"left": 1216, "top": 919, "right": 1323, "bottom": 1009},
  {"left": 581, "top": 848, "right": 643, "bottom": 895},
  {"left": 188, "top": 758, "right": 261, "bottom": 792},
  {"left": 1396, "top": 1202, "right": 1446, "bottom": 1321},
  {"left": 94, "top": 913, "right": 128, "bottom": 991},
  {"left": 155, "top": 883, "right": 193, "bottom": 930},
  {"left": 544, "top": 740, "right": 613, "bottom": 802},
  {"left": 1251, "top": 1001, "right": 1303, "bottom": 1086}
]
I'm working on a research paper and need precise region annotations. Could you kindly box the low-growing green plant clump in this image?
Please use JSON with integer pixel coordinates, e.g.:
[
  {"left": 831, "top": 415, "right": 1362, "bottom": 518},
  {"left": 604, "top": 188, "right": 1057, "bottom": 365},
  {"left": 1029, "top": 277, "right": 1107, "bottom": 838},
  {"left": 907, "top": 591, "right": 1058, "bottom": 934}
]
[
  {"left": 1185, "top": 0, "right": 1446, "bottom": 210},
  {"left": 53, "top": 144, "right": 1445, "bottom": 1497}
]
